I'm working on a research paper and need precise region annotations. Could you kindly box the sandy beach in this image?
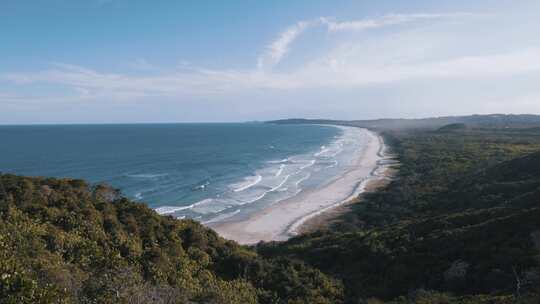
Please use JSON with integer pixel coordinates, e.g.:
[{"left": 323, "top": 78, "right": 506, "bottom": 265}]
[{"left": 209, "top": 127, "right": 388, "bottom": 244}]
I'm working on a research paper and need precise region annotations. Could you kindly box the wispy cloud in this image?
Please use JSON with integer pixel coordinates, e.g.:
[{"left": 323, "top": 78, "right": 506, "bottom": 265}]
[
  {"left": 257, "top": 12, "right": 481, "bottom": 69},
  {"left": 3, "top": 47, "right": 540, "bottom": 102},
  {"left": 321, "top": 13, "right": 479, "bottom": 32},
  {"left": 257, "top": 20, "right": 314, "bottom": 70},
  {"left": 129, "top": 58, "right": 158, "bottom": 71},
  {"left": 2, "top": 11, "right": 536, "bottom": 105}
]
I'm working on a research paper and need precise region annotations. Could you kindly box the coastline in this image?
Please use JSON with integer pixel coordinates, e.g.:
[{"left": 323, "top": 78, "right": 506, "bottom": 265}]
[
  {"left": 296, "top": 159, "right": 398, "bottom": 234},
  {"left": 209, "top": 127, "right": 390, "bottom": 244},
  {"left": 297, "top": 134, "right": 398, "bottom": 234}
]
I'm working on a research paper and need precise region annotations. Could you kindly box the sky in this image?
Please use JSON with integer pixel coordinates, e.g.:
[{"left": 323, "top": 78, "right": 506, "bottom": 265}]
[{"left": 1, "top": 0, "right": 540, "bottom": 124}]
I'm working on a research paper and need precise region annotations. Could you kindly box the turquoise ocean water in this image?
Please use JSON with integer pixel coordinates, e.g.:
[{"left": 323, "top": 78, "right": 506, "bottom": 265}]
[{"left": 0, "top": 123, "right": 366, "bottom": 223}]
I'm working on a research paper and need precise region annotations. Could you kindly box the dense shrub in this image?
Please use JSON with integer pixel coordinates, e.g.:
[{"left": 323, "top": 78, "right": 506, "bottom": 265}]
[{"left": 0, "top": 174, "right": 342, "bottom": 303}]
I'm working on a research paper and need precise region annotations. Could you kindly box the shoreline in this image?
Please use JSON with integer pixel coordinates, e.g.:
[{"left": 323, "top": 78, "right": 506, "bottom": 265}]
[
  {"left": 296, "top": 156, "right": 398, "bottom": 234},
  {"left": 286, "top": 135, "right": 394, "bottom": 236},
  {"left": 208, "top": 127, "right": 389, "bottom": 244}
]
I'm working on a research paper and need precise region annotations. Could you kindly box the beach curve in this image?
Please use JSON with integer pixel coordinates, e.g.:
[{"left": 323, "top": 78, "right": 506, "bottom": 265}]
[{"left": 208, "top": 127, "right": 386, "bottom": 244}]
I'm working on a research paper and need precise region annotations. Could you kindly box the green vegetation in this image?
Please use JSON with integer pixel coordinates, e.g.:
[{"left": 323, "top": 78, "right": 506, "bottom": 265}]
[
  {"left": 437, "top": 123, "right": 468, "bottom": 132},
  {"left": 258, "top": 126, "right": 540, "bottom": 303},
  {"left": 270, "top": 114, "right": 540, "bottom": 130},
  {"left": 2, "top": 115, "right": 540, "bottom": 303},
  {"left": 0, "top": 175, "right": 342, "bottom": 303}
]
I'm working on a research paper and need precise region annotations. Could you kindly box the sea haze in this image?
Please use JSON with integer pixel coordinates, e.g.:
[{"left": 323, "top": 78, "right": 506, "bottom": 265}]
[{"left": 0, "top": 123, "right": 367, "bottom": 223}]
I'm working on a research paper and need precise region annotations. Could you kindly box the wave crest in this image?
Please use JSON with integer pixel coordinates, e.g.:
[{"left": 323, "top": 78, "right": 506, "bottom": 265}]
[{"left": 233, "top": 175, "right": 262, "bottom": 192}]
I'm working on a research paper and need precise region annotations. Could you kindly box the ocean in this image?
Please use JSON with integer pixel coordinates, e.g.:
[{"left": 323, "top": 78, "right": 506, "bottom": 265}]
[{"left": 0, "top": 123, "right": 367, "bottom": 223}]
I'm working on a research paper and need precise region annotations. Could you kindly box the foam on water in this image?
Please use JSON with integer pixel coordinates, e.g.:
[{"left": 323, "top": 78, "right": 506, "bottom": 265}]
[
  {"left": 314, "top": 146, "right": 328, "bottom": 157},
  {"left": 270, "top": 174, "right": 290, "bottom": 192},
  {"left": 299, "top": 159, "right": 316, "bottom": 170},
  {"left": 295, "top": 173, "right": 311, "bottom": 187},
  {"left": 268, "top": 158, "right": 290, "bottom": 164},
  {"left": 194, "top": 181, "right": 210, "bottom": 191},
  {"left": 232, "top": 175, "right": 263, "bottom": 192},
  {"left": 125, "top": 173, "right": 168, "bottom": 179},
  {"left": 155, "top": 198, "right": 213, "bottom": 215},
  {"left": 325, "top": 160, "right": 339, "bottom": 169},
  {"left": 275, "top": 164, "right": 286, "bottom": 177},
  {"left": 161, "top": 126, "right": 369, "bottom": 223}
]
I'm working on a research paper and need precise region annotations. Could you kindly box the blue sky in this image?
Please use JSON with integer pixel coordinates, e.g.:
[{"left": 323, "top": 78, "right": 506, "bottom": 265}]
[{"left": 1, "top": 0, "right": 540, "bottom": 124}]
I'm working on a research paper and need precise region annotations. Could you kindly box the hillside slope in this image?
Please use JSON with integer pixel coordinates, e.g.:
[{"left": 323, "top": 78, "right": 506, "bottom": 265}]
[
  {"left": 440, "top": 151, "right": 540, "bottom": 211},
  {"left": 269, "top": 114, "right": 540, "bottom": 131},
  {"left": 0, "top": 175, "right": 343, "bottom": 304},
  {"left": 258, "top": 127, "right": 540, "bottom": 303}
]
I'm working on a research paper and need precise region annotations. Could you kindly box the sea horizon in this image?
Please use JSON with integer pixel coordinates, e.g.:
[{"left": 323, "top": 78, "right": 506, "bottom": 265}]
[
  {"left": 0, "top": 121, "right": 266, "bottom": 127},
  {"left": 0, "top": 122, "right": 368, "bottom": 224}
]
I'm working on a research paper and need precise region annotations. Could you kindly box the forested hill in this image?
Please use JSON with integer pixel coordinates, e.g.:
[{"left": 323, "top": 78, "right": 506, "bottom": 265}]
[
  {"left": 0, "top": 175, "right": 342, "bottom": 303},
  {"left": 268, "top": 114, "right": 540, "bottom": 130},
  {"left": 258, "top": 124, "right": 540, "bottom": 303}
]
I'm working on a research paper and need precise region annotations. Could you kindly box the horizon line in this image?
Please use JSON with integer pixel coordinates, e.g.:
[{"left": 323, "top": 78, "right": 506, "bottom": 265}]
[{"left": 1, "top": 113, "right": 540, "bottom": 127}]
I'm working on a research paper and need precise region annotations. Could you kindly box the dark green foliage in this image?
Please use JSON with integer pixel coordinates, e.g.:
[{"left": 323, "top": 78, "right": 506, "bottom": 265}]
[
  {"left": 437, "top": 123, "right": 468, "bottom": 132},
  {"left": 0, "top": 175, "right": 343, "bottom": 303},
  {"left": 258, "top": 127, "right": 540, "bottom": 303},
  {"left": 269, "top": 114, "right": 540, "bottom": 131},
  {"left": 338, "top": 128, "right": 540, "bottom": 228}
]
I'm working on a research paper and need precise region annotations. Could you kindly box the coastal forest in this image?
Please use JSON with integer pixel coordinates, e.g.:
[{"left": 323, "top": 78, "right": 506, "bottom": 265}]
[{"left": 1, "top": 114, "right": 540, "bottom": 303}]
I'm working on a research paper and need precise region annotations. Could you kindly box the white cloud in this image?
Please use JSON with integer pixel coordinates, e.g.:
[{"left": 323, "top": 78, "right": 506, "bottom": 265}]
[
  {"left": 257, "top": 20, "right": 314, "bottom": 70},
  {"left": 129, "top": 58, "right": 158, "bottom": 71},
  {"left": 2, "top": 11, "right": 538, "bottom": 105},
  {"left": 256, "top": 12, "right": 482, "bottom": 69},
  {"left": 294, "top": 48, "right": 540, "bottom": 87},
  {"left": 3, "top": 47, "right": 540, "bottom": 102},
  {"left": 321, "top": 13, "right": 480, "bottom": 32}
]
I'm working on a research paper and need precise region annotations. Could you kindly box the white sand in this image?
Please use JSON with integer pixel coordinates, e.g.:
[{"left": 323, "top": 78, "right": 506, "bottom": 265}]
[{"left": 208, "top": 128, "right": 384, "bottom": 244}]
